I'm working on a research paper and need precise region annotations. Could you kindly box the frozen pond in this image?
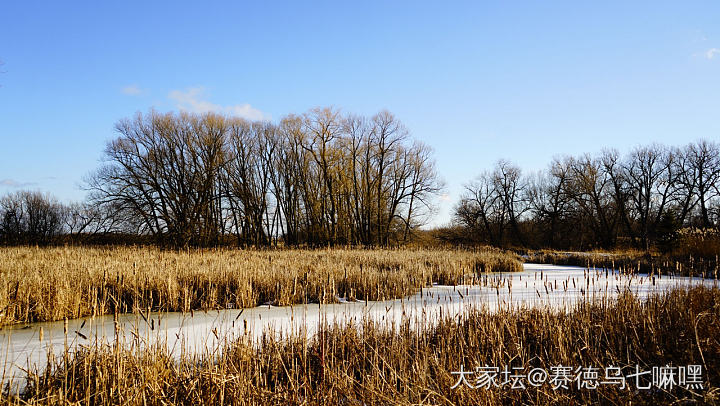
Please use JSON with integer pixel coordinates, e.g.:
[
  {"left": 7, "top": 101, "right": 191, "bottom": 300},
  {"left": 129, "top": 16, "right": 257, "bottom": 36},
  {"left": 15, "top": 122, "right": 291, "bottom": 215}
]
[{"left": 0, "top": 263, "right": 716, "bottom": 391}]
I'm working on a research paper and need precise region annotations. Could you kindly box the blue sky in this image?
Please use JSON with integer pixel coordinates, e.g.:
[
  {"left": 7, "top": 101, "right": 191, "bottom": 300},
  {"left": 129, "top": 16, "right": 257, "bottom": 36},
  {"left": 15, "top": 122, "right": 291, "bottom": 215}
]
[{"left": 1, "top": 1, "right": 719, "bottom": 226}]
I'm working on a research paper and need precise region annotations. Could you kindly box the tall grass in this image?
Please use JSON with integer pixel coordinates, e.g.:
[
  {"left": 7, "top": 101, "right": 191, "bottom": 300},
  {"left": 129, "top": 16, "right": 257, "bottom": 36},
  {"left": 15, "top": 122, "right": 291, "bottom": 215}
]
[
  {"left": 8, "top": 286, "right": 719, "bottom": 405},
  {"left": 523, "top": 249, "right": 720, "bottom": 278},
  {"left": 0, "top": 246, "right": 522, "bottom": 326}
]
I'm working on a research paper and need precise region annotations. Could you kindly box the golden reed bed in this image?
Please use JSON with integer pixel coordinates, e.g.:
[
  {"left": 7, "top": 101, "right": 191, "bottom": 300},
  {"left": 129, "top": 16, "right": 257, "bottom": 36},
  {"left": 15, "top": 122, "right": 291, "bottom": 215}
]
[
  {"left": 6, "top": 286, "right": 718, "bottom": 405},
  {"left": 0, "top": 246, "right": 522, "bottom": 326}
]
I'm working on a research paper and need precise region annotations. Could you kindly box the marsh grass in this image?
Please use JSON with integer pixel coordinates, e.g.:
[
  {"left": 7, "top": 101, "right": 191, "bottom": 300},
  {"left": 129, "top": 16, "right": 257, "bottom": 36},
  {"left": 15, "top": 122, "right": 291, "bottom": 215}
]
[
  {"left": 7, "top": 286, "right": 720, "bottom": 405},
  {"left": 523, "top": 249, "right": 720, "bottom": 279},
  {"left": 0, "top": 247, "right": 522, "bottom": 326}
]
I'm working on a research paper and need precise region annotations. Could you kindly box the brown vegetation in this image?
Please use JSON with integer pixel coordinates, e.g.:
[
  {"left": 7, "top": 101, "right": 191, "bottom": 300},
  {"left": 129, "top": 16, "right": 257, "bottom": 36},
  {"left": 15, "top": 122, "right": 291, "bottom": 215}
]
[
  {"left": 8, "top": 286, "right": 719, "bottom": 405},
  {"left": 522, "top": 244, "right": 720, "bottom": 278},
  {"left": 0, "top": 246, "right": 521, "bottom": 326}
]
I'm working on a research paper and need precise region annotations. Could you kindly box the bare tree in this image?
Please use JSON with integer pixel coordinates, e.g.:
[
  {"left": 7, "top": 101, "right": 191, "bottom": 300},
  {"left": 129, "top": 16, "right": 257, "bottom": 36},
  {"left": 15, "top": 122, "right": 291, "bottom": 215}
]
[
  {"left": 530, "top": 157, "right": 573, "bottom": 248},
  {"left": 85, "top": 107, "right": 441, "bottom": 248},
  {"left": 0, "top": 191, "right": 64, "bottom": 245},
  {"left": 456, "top": 160, "right": 529, "bottom": 247},
  {"left": 686, "top": 140, "right": 720, "bottom": 227},
  {"left": 563, "top": 155, "right": 617, "bottom": 248},
  {"left": 87, "top": 110, "right": 230, "bottom": 247},
  {"left": 456, "top": 172, "right": 498, "bottom": 244},
  {"left": 622, "top": 144, "right": 676, "bottom": 250}
]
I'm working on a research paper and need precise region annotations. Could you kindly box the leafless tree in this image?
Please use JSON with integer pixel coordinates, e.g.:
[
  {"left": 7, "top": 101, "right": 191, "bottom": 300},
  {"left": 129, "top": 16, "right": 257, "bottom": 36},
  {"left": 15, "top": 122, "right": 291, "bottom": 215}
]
[
  {"left": 686, "top": 140, "right": 720, "bottom": 227},
  {"left": 622, "top": 144, "right": 676, "bottom": 250},
  {"left": 0, "top": 191, "right": 64, "bottom": 245},
  {"left": 84, "top": 107, "right": 441, "bottom": 248},
  {"left": 530, "top": 157, "right": 573, "bottom": 247}
]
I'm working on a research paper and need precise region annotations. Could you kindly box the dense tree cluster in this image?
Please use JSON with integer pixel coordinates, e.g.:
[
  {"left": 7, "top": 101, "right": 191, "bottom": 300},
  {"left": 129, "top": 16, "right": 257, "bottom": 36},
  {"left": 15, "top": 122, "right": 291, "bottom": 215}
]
[
  {"left": 453, "top": 141, "right": 720, "bottom": 250},
  {"left": 4, "top": 106, "right": 718, "bottom": 253},
  {"left": 0, "top": 191, "right": 122, "bottom": 245},
  {"left": 0, "top": 191, "right": 64, "bottom": 245},
  {"left": 83, "top": 108, "right": 442, "bottom": 247}
]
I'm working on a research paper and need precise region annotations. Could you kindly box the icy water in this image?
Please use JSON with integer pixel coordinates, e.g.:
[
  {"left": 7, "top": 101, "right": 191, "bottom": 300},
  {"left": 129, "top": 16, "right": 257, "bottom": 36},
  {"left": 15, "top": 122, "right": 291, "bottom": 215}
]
[{"left": 0, "top": 263, "right": 716, "bottom": 391}]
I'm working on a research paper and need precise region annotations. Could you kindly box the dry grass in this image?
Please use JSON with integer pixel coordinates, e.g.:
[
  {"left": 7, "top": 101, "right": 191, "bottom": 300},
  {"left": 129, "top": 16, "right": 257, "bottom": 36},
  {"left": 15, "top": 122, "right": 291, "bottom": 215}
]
[
  {"left": 0, "top": 246, "right": 522, "bottom": 326},
  {"left": 523, "top": 249, "right": 720, "bottom": 278},
  {"left": 674, "top": 228, "right": 720, "bottom": 258},
  {"left": 7, "top": 286, "right": 719, "bottom": 405}
]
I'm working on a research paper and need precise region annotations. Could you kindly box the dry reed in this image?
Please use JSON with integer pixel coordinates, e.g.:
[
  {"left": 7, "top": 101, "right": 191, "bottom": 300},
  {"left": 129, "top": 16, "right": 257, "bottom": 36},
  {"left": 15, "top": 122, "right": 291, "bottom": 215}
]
[
  {"left": 8, "top": 286, "right": 719, "bottom": 405},
  {"left": 523, "top": 249, "right": 720, "bottom": 278},
  {"left": 0, "top": 246, "right": 522, "bottom": 326}
]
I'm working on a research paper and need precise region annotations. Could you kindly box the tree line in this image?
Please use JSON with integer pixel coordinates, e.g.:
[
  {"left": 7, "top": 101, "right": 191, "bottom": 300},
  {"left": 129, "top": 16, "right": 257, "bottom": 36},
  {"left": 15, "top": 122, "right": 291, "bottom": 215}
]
[
  {"left": 0, "top": 107, "right": 442, "bottom": 247},
  {"left": 452, "top": 140, "right": 720, "bottom": 251},
  {"left": 4, "top": 109, "right": 719, "bottom": 252},
  {"left": 0, "top": 190, "right": 120, "bottom": 245}
]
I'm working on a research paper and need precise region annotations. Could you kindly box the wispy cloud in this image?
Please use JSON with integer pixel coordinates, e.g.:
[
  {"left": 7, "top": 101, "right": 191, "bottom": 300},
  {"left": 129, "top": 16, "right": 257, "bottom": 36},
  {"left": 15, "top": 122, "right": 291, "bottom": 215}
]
[
  {"left": 121, "top": 84, "right": 143, "bottom": 95},
  {"left": 439, "top": 193, "right": 451, "bottom": 202},
  {"left": 168, "top": 87, "right": 269, "bottom": 121},
  {"left": 693, "top": 30, "right": 708, "bottom": 42},
  {"left": 705, "top": 48, "right": 720, "bottom": 59},
  {"left": 0, "top": 179, "right": 36, "bottom": 188}
]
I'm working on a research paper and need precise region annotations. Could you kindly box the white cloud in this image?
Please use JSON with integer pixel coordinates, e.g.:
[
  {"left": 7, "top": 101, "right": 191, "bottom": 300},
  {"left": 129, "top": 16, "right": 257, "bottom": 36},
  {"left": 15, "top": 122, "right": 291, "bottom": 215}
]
[
  {"left": 705, "top": 48, "right": 720, "bottom": 59},
  {"left": 121, "top": 84, "right": 143, "bottom": 95},
  {"left": 693, "top": 30, "right": 708, "bottom": 42},
  {"left": 0, "top": 179, "right": 36, "bottom": 188},
  {"left": 168, "top": 87, "right": 269, "bottom": 121},
  {"left": 439, "top": 193, "right": 451, "bottom": 202}
]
